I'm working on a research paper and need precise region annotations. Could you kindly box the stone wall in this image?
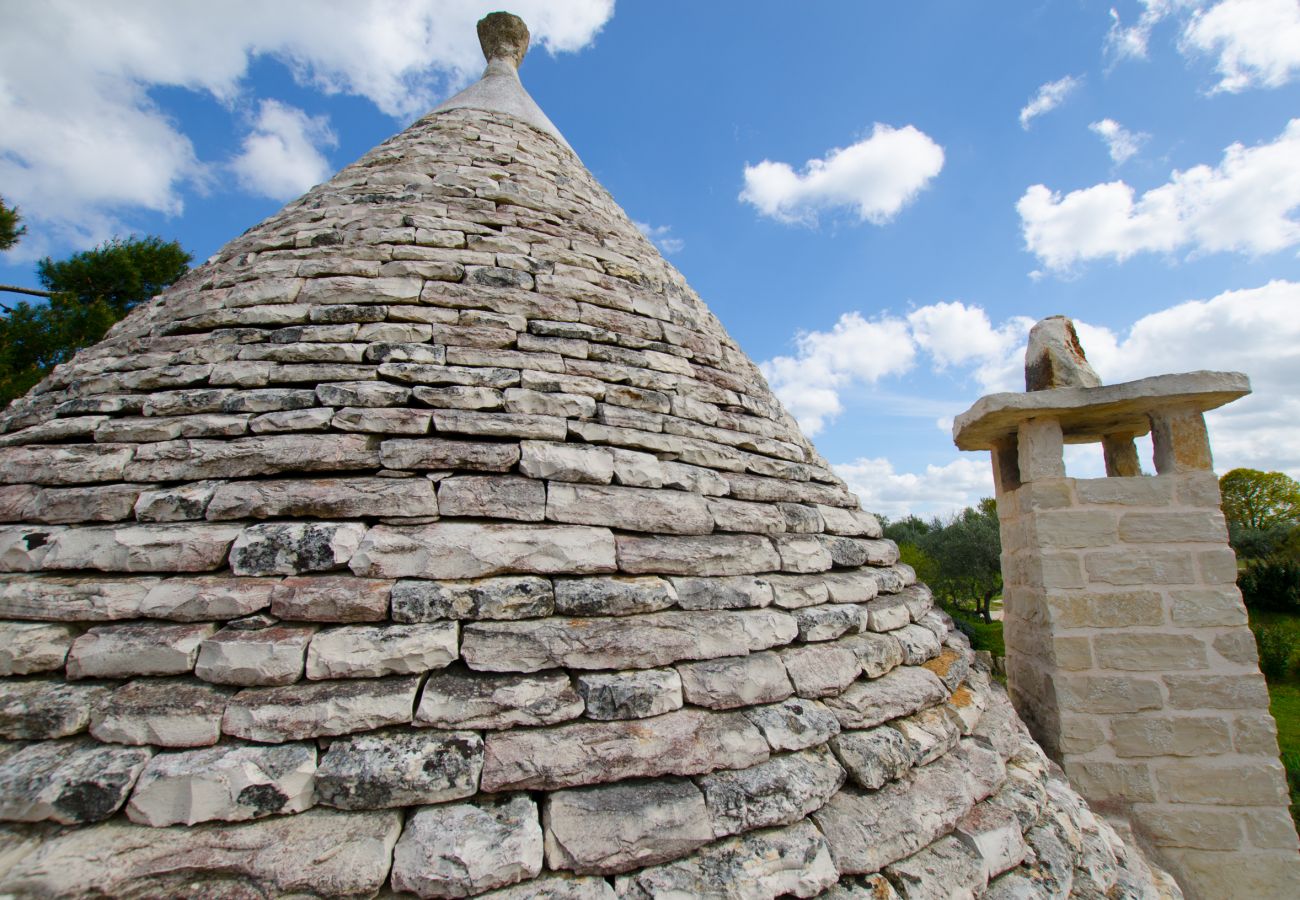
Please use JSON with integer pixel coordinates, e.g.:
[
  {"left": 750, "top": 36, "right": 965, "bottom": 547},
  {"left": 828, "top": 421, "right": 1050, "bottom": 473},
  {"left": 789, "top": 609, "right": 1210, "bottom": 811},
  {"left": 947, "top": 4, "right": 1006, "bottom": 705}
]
[{"left": 997, "top": 457, "right": 1299, "bottom": 897}]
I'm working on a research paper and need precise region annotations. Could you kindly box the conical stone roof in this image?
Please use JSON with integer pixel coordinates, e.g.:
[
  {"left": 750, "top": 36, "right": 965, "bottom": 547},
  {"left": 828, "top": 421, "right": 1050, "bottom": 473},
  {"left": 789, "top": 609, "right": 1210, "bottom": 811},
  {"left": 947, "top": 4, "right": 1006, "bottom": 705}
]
[{"left": 0, "top": 14, "right": 1177, "bottom": 899}]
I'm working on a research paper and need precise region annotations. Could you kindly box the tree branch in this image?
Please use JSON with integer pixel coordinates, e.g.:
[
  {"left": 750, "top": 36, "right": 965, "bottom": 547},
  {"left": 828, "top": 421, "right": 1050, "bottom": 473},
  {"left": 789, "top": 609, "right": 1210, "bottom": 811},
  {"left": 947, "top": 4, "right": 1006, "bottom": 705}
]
[{"left": 0, "top": 284, "right": 54, "bottom": 299}]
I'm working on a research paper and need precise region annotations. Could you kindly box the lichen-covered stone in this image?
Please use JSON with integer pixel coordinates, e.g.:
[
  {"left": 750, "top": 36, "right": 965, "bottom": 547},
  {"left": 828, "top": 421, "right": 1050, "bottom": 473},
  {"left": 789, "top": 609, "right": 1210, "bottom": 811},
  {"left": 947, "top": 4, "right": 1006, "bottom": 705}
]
[
  {"left": 66, "top": 622, "right": 214, "bottom": 679},
  {"left": 543, "top": 778, "right": 712, "bottom": 875},
  {"left": 222, "top": 676, "right": 420, "bottom": 742},
  {"left": 305, "top": 622, "right": 458, "bottom": 679},
  {"left": 0, "top": 739, "right": 151, "bottom": 824},
  {"left": 670, "top": 575, "right": 773, "bottom": 610},
  {"left": 478, "top": 874, "right": 616, "bottom": 899},
  {"left": 743, "top": 698, "right": 842, "bottom": 753},
  {"left": 552, "top": 575, "right": 676, "bottom": 616},
  {"left": 823, "top": 666, "right": 949, "bottom": 730},
  {"left": 391, "top": 794, "right": 543, "bottom": 898},
  {"left": 315, "top": 729, "right": 483, "bottom": 810},
  {"left": 392, "top": 576, "right": 553, "bottom": 621},
  {"left": 417, "top": 669, "right": 584, "bottom": 729},
  {"left": 832, "top": 726, "right": 916, "bottom": 790},
  {"left": 0, "top": 679, "right": 111, "bottom": 739},
  {"left": 481, "top": 708, "right": 768, "bottom": 792},
  {"left": 575, "top": 668, "right": 683, "bottom": 720},
  {"left": 677, "top": 652, "right": 793, "bottom": 709},
  {"left": 229, "top": 522, "right": 367, "bottom": 576},
  {"left": 89, "top": 678, "right": 230, "bottom": 747},
  {"left": 696, "top": 745, "right": 846, "bottom": 837},
  {"left": 126, "top": 743, "right": 316, "bottom": 826}
]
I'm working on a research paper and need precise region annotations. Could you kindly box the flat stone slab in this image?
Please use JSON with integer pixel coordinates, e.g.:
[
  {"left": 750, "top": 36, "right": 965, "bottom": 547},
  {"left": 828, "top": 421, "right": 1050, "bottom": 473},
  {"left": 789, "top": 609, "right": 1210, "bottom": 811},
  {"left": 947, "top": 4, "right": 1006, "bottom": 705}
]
[
  {"left": 391, "top": 794, "right": 543, "bottom": 898},
  {"left": 553, "top": 575, "right": 676, "bottom": 617},
  {"left": 823, "top": 666, "right": 949, "bottom": 730},
  {"left": 305, "top": 622, "right": 458, "bottom": 679},
  {"left": 222, "top": 676, "right": 420, "bottom": 742},
  {"left": 66, "top": 622, "right": 214, "bottom": 679},
  {"left": 89, "top": 678, "right": 231, "bottom": 747},
  {"left": 574, "top": 668, "right": 682, "bottom": 720},
  {"left": 0, "top": 623, "right": 75, "bottom": 675},
  {"left": 481, "top": 707, "right": 768, "bottom": 792},
  {"left": 315, "top": 729, "right": 483, "bottom": 810},
  {"left": 392, "top": 576, "right": 554, "bottom": 621},
  {"left": 953, "top": 371, "right": 1250, "bottom": 450},
  {"left": 743, "top": 698, "right": 842, "bottom": 753},
  {"left": 0, "top": 739, "right": 151, "bottom": 824},
  {"left": 195, "top": 620, "right": 314, "bottom": 686},
  {"left": 677, "top": 652, "right": 793, "bottom": 710},
  {"left": 0, "top": 807, "right": 401, "bottom": 896},
  {"left": 543, "top": 777, "right": 712, "bottom": 875},
  {"left": 269, "top": 575, "right": 392, "bottom": 622},
  {"left": 696, "top": 745, "right": 846, "bottom": 837},
  {"left": 351, "top": 522, "right": 617, "bottom": 579},
  {"left": 0, "top": 679, "right": 111, "bottom": 739},
  {"left": 417, "top": 669, "right": 584, "bottom": 730},
  {"left": 478, "top": 874, "right": 616, "bottom": 899},
  {"left": 832, "top": 725, "right": 916, "bottom": 790},
  {"left": 126, "top": 743, "right": 317, "bottom": 826}
]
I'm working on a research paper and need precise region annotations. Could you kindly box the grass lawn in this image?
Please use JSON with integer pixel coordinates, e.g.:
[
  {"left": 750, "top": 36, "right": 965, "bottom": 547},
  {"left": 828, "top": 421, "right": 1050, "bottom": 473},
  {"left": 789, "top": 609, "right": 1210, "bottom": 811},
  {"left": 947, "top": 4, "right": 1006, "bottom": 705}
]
[{"left": 1252, "top": 610, "right": 1300, "bottom": 826}]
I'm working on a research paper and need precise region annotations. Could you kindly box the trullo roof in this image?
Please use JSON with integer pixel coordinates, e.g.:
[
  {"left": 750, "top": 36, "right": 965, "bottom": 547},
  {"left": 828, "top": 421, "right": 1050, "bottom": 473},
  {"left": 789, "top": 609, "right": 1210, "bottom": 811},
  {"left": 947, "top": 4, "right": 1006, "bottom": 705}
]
[{"left": 0, "top": 13, "right": 1177, "bottom": 899}]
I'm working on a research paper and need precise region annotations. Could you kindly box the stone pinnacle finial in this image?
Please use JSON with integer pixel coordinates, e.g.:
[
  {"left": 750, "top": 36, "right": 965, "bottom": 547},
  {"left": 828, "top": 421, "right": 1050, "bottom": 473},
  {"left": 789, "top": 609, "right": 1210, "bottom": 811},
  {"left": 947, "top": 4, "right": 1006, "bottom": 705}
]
[
  {"left": 478, "top": 12, "right": 530, "bottom": 68},
  {"left": 1024, "top": 315, "right": 1102, "bottom": 391}
]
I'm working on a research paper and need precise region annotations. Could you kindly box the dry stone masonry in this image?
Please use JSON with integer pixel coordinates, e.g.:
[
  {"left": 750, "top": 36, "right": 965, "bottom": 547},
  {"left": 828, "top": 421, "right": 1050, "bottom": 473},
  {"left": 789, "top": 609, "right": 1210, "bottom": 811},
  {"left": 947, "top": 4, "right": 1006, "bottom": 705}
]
[
  {"left": 0, "top": 14, "right": 1179, "bottom": 899},
  {"left": 955, "top": 319, "right": 1300, "bottom": 899}
]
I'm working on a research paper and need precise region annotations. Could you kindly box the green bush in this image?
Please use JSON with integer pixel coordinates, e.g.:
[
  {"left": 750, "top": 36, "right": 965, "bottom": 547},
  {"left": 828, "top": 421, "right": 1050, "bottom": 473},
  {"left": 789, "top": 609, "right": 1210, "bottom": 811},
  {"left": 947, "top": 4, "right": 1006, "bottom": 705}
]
[
  {"left": 1255, "top": 623, "right": 1300, "bottom": 680},
  {"left": 1240, "top": 556, "right": 1300, "bottom": 613},
  {"left": 946, "top": 604, "right": 1005, "bottom": 657}
]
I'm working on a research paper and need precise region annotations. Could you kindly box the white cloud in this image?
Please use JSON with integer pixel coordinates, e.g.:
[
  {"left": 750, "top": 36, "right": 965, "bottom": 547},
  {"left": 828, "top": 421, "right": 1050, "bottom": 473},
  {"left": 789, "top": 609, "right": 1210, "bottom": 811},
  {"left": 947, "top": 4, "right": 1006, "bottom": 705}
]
[
  {"left": 906, "top": 301, "right": 1036, "bottom": 392},
  {"left": 0, "top": 0, "right": 613, "bottom": 254},
  {"left": 634, "top": 221, "right": 685, "bottom": 255},
  {"left": 1106, "top": 1, "right": 1300, "bottom": 92},
  {"left": 835, "top": 456, "right": 994, "bottom": 521},
  {"left": 739, "top": 124, "right": 944, "bottom": 225},
  {"left": 231, "top": 100, "right": 337, "bottom": 200},
  {"left": 1184, "top": 0, "right": 1300, "bottom": 91},
  {"left": 1089, "top": 118, "right": 1149, "bottom": 164},
  {"left": 1018, "top": 117, "right": 1300, "bottom": 271},
  {"left": 1018, "top": 75, "right": 1083, "bottom": 129}
]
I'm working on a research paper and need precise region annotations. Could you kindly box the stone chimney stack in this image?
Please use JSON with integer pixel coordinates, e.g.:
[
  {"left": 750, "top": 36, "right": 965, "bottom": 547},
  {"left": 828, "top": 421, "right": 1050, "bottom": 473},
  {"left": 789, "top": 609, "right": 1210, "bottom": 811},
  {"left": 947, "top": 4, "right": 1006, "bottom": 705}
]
[{"left": 953, "top": 318, "right": 1299, "bottom": 899}]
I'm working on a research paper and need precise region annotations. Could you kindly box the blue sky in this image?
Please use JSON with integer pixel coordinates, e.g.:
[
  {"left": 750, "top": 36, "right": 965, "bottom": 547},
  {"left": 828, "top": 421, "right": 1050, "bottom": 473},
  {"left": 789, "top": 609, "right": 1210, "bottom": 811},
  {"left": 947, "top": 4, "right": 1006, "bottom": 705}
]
[{"left": 3, "top": 0, "right": 1299, "bottom": 517}]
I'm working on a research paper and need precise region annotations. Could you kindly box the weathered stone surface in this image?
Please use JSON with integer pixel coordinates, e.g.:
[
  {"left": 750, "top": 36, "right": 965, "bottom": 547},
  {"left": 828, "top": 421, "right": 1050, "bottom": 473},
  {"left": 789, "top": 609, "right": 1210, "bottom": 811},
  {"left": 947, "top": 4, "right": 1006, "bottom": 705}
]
[
  {"left": 140, "top": 576, "right": 277, "bottom": 621},
  {"left": 614, "top": 819, "right": 839, "bottom": 900},
  {"left": 0, "top": 808, "right": 401, "bottom": 896},
  {"left": 127, "top": 434, "right": 380, "bottom": 481},
  {"left": 229, "top": 522, "right": 367, "bottom": 576},
  {"left": 794, "top": 604, "right": 861, "bottom": 642},
  {"left": 478, "top": 874, "right": 616, "bottom": 900},
  {"left": 0, "top": 739, "right": 151, "bottom": 824},
  {"left": 832, "top": 726, "right": 915, "bottom": 790},
  {"left": 616, "top": 533, "right": 780, "bottom": 576},
  {"left": 221, "top": 676, "right": 420, "bottom": 742},
  {"left": 267, "top": 574, "right": 391, "bottom": 622},
  {"left": 333, "top": 405, "right": 432, "bottom": 434},
  {"left": 89, "top": 678, "right": 230, "bottom": 747},
  {"left": 677, "top": 652, "right": 794, "bottom": 709},
  {"left": 126, "top": 743, "right": 316, "bottom": 826},
  {"left": 0, "top": 443, "right": 133, "bottom": 485},
  {"left": 1024, "top": 315, "right": 1102, "bottom": 391},
  {"left": 575, "top": 668, "right": 683, "bottom": 720},
  {"left": 822, "top": 571, "right": 880, "bottom": 604},
  {"left": 697, "top": 744, "right": 846, "bottom": 838},
  {"left": 0, "top": 679, "right": 110, "bottom": 739},
  {"left": 773, "top": 534, "right": 834, "bottom": 573},
  {"left": 884, "top": 834, "right": 987, "bottom": 899},
  {"left": 391, "top": 794, "right": 543, "bottom": 898},
  {"left": 317, "top": 380, "right": 411, "bottom": 407},
  {"left": 417, "top": 669, "right": 584, "bottom": 729},
  {"left": 0, "top": 622, "right": 75, "bottom": 675},
  {"left": 814, "top": 739, "right": 1005, "bottom": 875},
  {"left": 742, "top": 698, "right": 841, "bottom": 752},
  {"left": 818, "top": 506, "right": 883, "bottom": 537},
  {"left": 35, "top": 524, "right": 243, "bottom": 573},
  {"left": 553, "top": 575, "right": 676, "bottom": 616},
  {"left": 780, "top": 644, "right": 861, "bottom": 699},
  {"left": 890, "top": 705, "right": 964, "bottom": 766},
  {"left": 439, "top": 475, "right": 545, "bottom": 521},
  {"left": 708, "top": 498, "right": 787, "bottom": 534},
  {"left": 195, "top": 619, "right": 314, "bottom": 686},
  {"left": 671, "top": 575, "right": 773, "bottom": 610},
  {"left": 862, "top": 595, "right": 911, "bottom": 633},
  {"left": 66, "top": 622, "right": 214, "bottom": 679},
  {"left": 462, "top": 610, "right": 778, "bottom": 673},
  {"left": 956, "top": 803, "right": 1029, "bottom": 881},
  {"left": 393, "top": 576, "right": 554, "bottom": 621},
  {"left": 823, "top": 666, "right": 949, "bottom": 730},
  {"left": 381, "top": 436, "right": 520, "bottom": 472},
  {"left": 481, "top": 707, "right": 769, "bottom": 792},
  {"left": 208, "top": 476, "right": 437, "bottom": 519},
  {"left": 134, "top": 481, "right": 222, "bottom": 523},
  {"left": 306, "top": 622, "right": 459, "bottom": 679},
  {"left": 24, "top": 483, "right": 142, "bottom": 524},
  {"left": 842, "top": 631, "right": 905, "bottom": 679},
  {"left": 547, "top": 483, "right": 713, "bottom": 535},
  {"left": 543, "top": 778, "right": 713, "bottom": 875},
  {"left": 767, "top": 574, "right": 831, "bottom": 609},
  {"left": 519, "top": 440, "right": 614, "bottom": 484},
  {"left": 352, "top": 522, "right": 616, "bottom": 579},
  {"left": 729, "top": 608, "right": 800, "bottom": 651},
  {"left": 315, "top": 729, "right": 483, "bottom": 810},
  {"left": 894, "top": 623, "right": 943, "bottom": 665}
]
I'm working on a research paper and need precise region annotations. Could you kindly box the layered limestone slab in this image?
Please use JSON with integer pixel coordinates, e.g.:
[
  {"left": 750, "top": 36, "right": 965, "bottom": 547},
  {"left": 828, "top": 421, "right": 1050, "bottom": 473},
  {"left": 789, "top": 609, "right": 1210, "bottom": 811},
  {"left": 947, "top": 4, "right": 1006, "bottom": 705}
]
[
  {"left": 126, "top": 743, "right": 317, "bottom": 826},
  {"left": 743, "top": 698, "right": 842, "bottom": 753},
  {"left": 195, "top": 620, "right": 315, "bottom": 686},
  {"left": 832, "top": 726, "right": 916, "bottom": 790},
  {"left": 0, "top": 739, "right": 152, "bottom": 824},
  {"left": 305, "top": 622, "right": 459, "bottom": 679},
  {"left": 670, "top": 575, "right": 773, "bottom": 610},
  {"left": 0, "top": 575, "right": 160, "bottom": 621},
  {"left": 66, "top": 622, "right": 214, "bottom": 679},
  {"left": 823, "top": 666, "right": 949, "bottom": 730},
  {"left": 781, "top": 644, "right": 862, "bottom": 699},
  {"left": 416, "top": 669, "right": 585, "bottom": 729},
  {"left": 229, "top": 522, "right": 367, "bottom": 576},
  {"left": 270, "top": 575, "right": 392, "bottom": 622},
  {"left": 140, "top": 576, "right": 277, "bottom": 621},
  {"left": 547, "top": 483, "right": 713, "bottom": 535},
  {"left": 315, "top": 729, "right": 483, "bottom": 810},
  {"left": 390, "top": 794, "right": 543, "bottom": 898},
  {"left": 0, "top": 808, "right": 402, "bottom": 896},
  {"left": 677, "top": 652, "right": 794, "bottom": 709},
  {"left": 461, "top": 610, "right": 791, "bottom": 673},
  {"left": 351, "top": 522, "right": 617, "bottom": 579},
  {"left": 38, "top": 524, "right": 243, "bottom": 573},
  {"left": 125, "top": 434, "right": 381, "bottom": 481},
  {"left": 392, "top": 576, "right": 554, "bottom": 622},
  {"left": 0, "top": 679, "right": 111, "bottom": 739},
  {"left": 696, "top": 745, "right": 846, "bottom": 838},
  {"left": 0, "top": 622, "right": 75, "bottom": 675},
  {"left": 574, "top": 668, "right": 683, "bottom": 720},
  {"left": 480, "top": 707, "right": 769, "bottom": 791},
  {"left": 615, "top": 534, "right": 780, "bottom": 576},
  {"left": 439, "top": 475, "right": 546, "bottom": 522},
  {"left": 206, "top": 476, "right": 437, "bottom": 519},
  {"left": 542, "top": 778, "right": 713, "bottom": 875},
  {"left": 89, "top": 678, "right": 231, "bottom": 747},
  {"left": 221, "top": 676, "right": 420, "bottom": 742},
  {"left": 552, "top": 575, "right": 676, "bottom": 617}
]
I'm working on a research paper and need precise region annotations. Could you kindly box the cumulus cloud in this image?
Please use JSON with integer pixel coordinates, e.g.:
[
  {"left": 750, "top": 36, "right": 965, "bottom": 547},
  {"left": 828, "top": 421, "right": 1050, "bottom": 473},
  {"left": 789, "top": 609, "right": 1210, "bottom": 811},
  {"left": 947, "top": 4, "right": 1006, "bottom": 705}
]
[
  {"left": 0, "top": 0, "right": 613, "bottom": 254},
  {"left": 739, "top": 124, "right": 944, "bottom": 225},
  {"left": 1018, "top": 118, "right": 1300, "bottom": 271},
  {"left": 1089, "top": 118, "right": 1149, "bottom": 164},
  {"left": 1106, "top": 0, "right": 1300, "bottom": 92},
  {"left": 906, "top": 301, "right": 1035, "bottom": 391},
  {"left": 231, "top": 101, "right": 337, "bottom": 200},
  {"left": 835, "top": 456, "right": 994, "bottom": 521},
  {"left": 634, "top": 222, "right": 685, "bottom": 255},
  {"left": 1018, "top": 75, "right": 1083, "bottom": 129}
]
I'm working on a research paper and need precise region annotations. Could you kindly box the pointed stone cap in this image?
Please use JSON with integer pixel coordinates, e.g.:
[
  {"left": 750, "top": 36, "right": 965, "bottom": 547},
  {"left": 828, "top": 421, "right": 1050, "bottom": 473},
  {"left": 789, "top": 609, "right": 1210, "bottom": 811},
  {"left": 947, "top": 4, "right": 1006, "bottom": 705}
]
[
  {"left": 1024, "top": 315, "right": 1101, "bottom": 391},
  {"left": 433, "top": 11, "right": 574, "bottom": 153}
]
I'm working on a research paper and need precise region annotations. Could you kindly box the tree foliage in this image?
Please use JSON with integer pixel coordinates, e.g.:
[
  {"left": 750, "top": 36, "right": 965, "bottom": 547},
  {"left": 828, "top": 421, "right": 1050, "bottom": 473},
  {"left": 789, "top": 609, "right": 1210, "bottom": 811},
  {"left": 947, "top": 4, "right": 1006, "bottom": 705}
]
[
  {"left": 1221, "top": 468, "right": 1300, "bottom": 533},
  {"left": 1, "top": 235, "right": 191, "bottom": 407},
  {"left": 0, "top": 197, "right": 24, "bottom": 252},
  {"left": 883, "top": 498, "right": 1003, "bottom": 622}
]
